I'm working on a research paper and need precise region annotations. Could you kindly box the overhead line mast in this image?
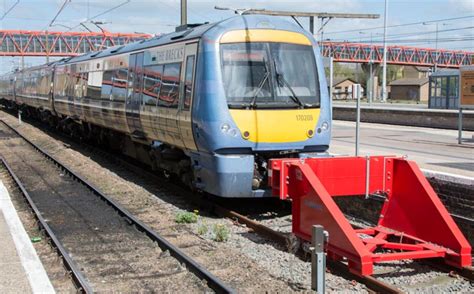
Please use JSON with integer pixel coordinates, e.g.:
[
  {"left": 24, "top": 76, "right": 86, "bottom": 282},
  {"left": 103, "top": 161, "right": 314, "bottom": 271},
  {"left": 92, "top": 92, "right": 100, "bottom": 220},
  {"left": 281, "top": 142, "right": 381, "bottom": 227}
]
[
  {"left": 241, "top": 9, "right": 380, "bottom": 36},
  {"left": 240, "top": 9, "right": 380, "bottom": 102}
]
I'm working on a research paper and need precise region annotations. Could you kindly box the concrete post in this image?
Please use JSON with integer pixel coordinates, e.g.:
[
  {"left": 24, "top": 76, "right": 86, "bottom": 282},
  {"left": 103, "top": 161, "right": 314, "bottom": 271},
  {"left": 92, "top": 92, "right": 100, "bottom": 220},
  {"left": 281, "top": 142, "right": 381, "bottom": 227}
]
[
  {"left": 369, "top": 62, "right": 373, "bottom": 104},
  {"left": 181, "top": 0, "right": 187, "bottom": 26},
  {"left": 458, "top": 108, "right": 463, "bottom": 144},
  {"left": 381, "top": 0, "right": 389, "bottom": 102},
  {"left": 311, "top": 225, "right": 326, "bottom": 293},
  {"left": 329, "top": 57, "right": 334, "bottom": 101},
  {"left": 353, "top": 84, "right": 362, "bottom": 156}
]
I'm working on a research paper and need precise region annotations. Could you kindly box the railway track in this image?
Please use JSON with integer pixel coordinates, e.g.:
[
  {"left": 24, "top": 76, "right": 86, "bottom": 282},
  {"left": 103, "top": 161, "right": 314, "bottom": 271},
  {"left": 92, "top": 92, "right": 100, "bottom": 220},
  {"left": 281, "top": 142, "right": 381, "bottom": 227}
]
[
  {"left": 24, "top": 123, "right": 401, "bottom": 293},
  {"left": 0, "top": 157, "right": 92, "bottom": 293},
  {"left": 1, "top": 112, "right": 473, "bottom": 293},
  {"left": 0, "top": 119, "right": 234, "bottom": 293},
  {"left": 77, "top": 140, "right": 474, "bottom": 293},
  {"left": 74, "top": 134, "right": 474, "bottom": 293}
]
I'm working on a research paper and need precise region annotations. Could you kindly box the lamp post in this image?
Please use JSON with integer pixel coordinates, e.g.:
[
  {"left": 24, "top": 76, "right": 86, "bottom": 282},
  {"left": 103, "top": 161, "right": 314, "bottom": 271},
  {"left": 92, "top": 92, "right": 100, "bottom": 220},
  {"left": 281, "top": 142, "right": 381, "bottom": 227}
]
[
  {"left": 381, "top": 0, "right": 388, "bottom": 102},
  {"left": 423, "top": 22, "right": 447, "bottom": 72},
  {"left": 359, "top": 32, "right": 382, "bottom": 104}
]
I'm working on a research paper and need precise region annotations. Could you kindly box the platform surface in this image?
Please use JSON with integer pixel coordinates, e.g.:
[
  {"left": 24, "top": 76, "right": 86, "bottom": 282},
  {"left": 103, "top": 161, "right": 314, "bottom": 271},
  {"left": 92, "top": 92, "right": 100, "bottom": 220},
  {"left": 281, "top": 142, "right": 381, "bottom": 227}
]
[
  {"left": 0, "top": 181, "right": 54, "bottom": 294},
  {"left": 330, "top": 120, "right": 474, "bottom": 177},
  {"left": 333, "top": 101, "right": 474, "bottom": 113}
]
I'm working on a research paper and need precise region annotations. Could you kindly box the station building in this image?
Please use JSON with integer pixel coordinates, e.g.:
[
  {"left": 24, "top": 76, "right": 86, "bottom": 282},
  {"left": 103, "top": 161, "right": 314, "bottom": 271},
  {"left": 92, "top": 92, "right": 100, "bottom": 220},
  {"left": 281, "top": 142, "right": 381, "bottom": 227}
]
[
  {"left": 428, "top": 70, "right": 460, "bottom": 109},
  {"left": 389, "top": 78, "right": 429, "bottom": 102}
]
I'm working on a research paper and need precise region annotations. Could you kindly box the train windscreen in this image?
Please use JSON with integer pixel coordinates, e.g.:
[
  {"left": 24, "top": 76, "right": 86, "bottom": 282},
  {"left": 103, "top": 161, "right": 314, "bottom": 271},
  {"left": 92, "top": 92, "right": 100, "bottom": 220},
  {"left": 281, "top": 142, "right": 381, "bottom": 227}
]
[{"left": 221, "top": 42, "right": 320, "bottom": 109}]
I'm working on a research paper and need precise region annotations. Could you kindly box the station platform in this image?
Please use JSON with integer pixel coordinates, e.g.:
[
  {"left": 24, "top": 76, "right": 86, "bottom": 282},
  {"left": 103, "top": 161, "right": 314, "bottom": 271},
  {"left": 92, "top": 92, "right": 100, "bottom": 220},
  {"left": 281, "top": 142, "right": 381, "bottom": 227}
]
[
  {"left": 0, "top": 181, "right": 54, "bottom": 293},
  {"left": 330, "top": 120, "right": 474, "bottom": 177},
  {"left": 333, "top": 101, "right": 474, "bottom": 112},
  {"left": 332, "top": 102, "right": 474, "bottom": 131}
]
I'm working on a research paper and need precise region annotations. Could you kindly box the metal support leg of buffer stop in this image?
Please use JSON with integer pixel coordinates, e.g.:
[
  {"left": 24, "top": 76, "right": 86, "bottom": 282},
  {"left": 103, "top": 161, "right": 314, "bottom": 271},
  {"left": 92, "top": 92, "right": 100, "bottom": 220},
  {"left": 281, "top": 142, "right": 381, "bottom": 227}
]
[{"left": 311, "top": 225, "right": 327, "bottom": 293}]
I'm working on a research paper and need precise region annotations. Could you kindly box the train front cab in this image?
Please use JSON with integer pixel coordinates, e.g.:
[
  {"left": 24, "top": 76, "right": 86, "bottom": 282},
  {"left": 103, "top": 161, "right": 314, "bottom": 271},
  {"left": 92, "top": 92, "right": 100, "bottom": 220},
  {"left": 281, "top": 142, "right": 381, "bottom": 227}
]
[{"left": 190, "top": 16, "right": 331, "bottom": 198}]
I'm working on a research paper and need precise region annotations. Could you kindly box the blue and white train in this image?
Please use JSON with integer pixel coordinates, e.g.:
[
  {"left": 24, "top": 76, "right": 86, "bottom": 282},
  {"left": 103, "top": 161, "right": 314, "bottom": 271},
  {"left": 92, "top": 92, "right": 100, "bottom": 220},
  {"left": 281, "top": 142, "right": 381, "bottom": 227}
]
[{"left": 0, "top": 15, "right": 331, "bottom": 197}]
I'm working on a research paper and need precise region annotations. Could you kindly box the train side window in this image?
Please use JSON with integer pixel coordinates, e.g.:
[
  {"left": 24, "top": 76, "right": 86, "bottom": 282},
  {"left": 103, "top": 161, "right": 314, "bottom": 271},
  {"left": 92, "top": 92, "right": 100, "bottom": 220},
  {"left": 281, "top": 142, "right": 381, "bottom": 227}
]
[
  {"left": 87, "top": 71, "right": 103, "bottom": 100},
  {"left": 143, "top": 65, "right": 162, "bottom": 107},
  {"left": 67, "top": 70, "right": 75, "bottom": 97},
  {"left": 81, "top": 72, "right": 88, "bottom": 98},
  {"left": 61, "top": 73, "right": 69, "bottom": 97},
  {"left": 112, "top": 68, "right": 127, "bottom": 102},
  {"left": 73, "top": 72, "right": 82, "bottom": 98},
  {"left": 159, "top": 62, "right": 181, "bottom": 108},
  {"left": 39, "top": 74, "right": 47, "bottom": 97},
  {"left": 183, "top": 55, "right": 195, "bottom": 110},
  {"left": 101, "top": 70, "right": 114, "bottom": 100}
]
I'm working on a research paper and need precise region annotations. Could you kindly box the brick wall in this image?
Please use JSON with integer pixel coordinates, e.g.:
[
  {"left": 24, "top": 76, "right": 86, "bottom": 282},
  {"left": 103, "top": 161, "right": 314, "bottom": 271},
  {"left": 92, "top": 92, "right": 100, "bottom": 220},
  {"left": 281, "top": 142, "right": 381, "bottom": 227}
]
[{"left": 427, "top": 177, "right": 473, "bottom": 246}]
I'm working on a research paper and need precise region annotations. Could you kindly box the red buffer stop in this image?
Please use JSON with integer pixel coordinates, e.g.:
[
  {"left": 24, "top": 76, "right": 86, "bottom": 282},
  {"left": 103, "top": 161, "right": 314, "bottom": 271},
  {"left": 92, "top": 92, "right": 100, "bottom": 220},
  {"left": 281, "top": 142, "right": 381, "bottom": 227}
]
[{"left": 268, "top": 156, "right": 472, "bottom": 276}]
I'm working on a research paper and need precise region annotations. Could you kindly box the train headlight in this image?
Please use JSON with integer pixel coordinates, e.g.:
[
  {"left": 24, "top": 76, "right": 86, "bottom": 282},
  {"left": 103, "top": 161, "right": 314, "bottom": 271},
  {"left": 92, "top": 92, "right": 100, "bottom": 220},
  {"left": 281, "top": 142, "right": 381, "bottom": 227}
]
[
  {"left": 228, "top": 128, "right": 238, "bottom": 137},
  {"left": 220, "top": 123, "right": 239, "bottom": 137},
  {"left": 220, "top": 123, "right": 230, "bottom": 133},
  {"left": 321, "top": 121, "right": 329, "bottom": 131}
]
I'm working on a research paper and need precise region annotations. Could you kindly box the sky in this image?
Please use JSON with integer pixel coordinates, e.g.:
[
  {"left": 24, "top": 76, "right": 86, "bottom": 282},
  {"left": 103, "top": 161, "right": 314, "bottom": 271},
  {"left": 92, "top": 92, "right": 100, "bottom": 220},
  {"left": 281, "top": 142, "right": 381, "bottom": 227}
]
[{"left": 0, "top": 0, "right": 473, "bottom": 70}]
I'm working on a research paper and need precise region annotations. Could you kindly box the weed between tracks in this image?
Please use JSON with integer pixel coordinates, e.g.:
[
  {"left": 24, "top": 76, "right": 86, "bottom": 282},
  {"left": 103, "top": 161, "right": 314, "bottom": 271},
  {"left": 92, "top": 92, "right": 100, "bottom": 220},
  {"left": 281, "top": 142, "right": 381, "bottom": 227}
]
[
  {"left": 197, "top": 222, "right": 209, "bottom": 235},
  {"left": 212, "top": 224, "right": 230, "bottom": 242},
  {"left": 175, "top": 211, "right": 199, "bottom": 224},
  {"left": 175, "top": 210, "right": 230, "bottom": 242}
]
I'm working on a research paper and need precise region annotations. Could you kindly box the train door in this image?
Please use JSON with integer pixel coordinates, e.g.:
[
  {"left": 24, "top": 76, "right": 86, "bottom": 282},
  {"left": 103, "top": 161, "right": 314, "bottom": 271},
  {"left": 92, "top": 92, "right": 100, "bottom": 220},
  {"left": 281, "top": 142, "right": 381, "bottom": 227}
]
[
  {"left": 177, "top": 43, "right": 198, "bottom": 151},
  {"left": 126, "top": 52, "right": 145, "bottom": 138}
]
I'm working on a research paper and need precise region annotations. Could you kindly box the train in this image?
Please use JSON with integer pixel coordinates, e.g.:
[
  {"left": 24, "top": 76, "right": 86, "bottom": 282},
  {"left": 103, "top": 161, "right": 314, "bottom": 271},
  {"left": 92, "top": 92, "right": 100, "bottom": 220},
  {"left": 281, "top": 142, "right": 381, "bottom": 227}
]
[{"left": 0, "top": 15, "right": 331, "bottom": 198}]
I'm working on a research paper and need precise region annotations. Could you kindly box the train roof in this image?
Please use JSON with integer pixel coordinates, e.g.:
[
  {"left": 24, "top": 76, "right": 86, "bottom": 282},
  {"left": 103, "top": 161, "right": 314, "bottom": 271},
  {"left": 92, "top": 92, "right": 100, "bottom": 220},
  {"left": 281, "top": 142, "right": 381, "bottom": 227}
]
[
  {"left": 11, "top": 15, "right": 313, "bottom": 72},
  {"left": 59, "top": 21, "right": 218, "bottom": 66}
]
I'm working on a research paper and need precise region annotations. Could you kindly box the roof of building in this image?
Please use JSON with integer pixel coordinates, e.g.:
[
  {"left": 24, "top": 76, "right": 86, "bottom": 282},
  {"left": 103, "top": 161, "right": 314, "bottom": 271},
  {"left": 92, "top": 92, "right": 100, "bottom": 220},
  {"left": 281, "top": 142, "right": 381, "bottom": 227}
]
[
  {"left": 333, "top": 77, "right": 358, "bottom": 86},
  {"left": 389, "top": 77, "right": 429, "bottom": 86},
  {"left": 430, "top": 69, "right": 459, "bottom": 77}
]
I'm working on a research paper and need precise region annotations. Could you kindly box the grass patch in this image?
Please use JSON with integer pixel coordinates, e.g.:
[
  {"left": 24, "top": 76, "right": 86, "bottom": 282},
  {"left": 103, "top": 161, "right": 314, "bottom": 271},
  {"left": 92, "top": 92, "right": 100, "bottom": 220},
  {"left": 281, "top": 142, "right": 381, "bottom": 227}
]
[
  {"left": 212, "top": 224, "right": 230, "bottom": 242},
  {"left": 175, "top": 211, "right": 198, "bottom": 224},
  {"left": 197, "top": 223, "right": 208, "bottom": 235}
]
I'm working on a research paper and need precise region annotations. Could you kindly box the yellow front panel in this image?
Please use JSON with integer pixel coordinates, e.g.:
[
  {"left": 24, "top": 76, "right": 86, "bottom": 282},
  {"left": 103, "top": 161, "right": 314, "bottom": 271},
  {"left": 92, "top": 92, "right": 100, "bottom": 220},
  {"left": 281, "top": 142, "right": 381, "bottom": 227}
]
[
  {"left": 229, "top": 109, "right": 320, "bottom": 143},
  {"left": 220, "top": 29, "right": 312, "bottom": 45}
]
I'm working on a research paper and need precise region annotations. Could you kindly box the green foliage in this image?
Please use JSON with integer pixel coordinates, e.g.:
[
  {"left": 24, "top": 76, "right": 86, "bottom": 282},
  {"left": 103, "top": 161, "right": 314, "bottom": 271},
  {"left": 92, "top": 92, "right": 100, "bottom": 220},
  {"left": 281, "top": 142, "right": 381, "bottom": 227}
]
[
  {"left": 212, "top": 224, "right": 230, "bottom": 242},
  {"left": 197, "top": 223, "right": 208, "bottom": 235},
  {"left": 175, "top": 211, "right": 198, "bottom": 224}
]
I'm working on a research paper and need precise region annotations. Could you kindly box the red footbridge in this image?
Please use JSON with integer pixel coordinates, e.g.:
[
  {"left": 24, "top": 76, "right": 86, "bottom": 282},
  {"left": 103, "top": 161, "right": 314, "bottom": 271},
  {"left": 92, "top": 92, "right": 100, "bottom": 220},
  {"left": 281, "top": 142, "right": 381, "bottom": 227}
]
[
  {"left": 321, "top": 42, "right": 473, "bottom": 68},
  {"left": 0, "top": 30, "right": 472, "bottom": 68}
]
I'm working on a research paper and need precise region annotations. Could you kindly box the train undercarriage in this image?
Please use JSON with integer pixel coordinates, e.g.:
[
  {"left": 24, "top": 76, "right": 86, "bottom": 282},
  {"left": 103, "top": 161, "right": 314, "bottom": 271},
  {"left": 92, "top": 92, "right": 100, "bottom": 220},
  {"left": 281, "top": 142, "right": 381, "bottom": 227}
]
[
  {"left": 0, "top": 99, "right": 302, "bottom": 195},
  {"left": 0, "top": 100, "right": 196, "bottom": 189}
]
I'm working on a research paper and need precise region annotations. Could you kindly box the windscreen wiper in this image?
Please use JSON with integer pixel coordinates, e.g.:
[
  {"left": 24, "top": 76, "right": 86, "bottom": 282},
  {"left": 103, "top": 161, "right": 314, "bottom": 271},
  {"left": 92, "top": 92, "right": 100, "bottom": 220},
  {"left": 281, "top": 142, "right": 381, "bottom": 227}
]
[
  {"left": 273, "top": 60, "right": 304, "bottom": 108},
  {"left": 249, "top": 57, "right": 270, "bottom": 109}
]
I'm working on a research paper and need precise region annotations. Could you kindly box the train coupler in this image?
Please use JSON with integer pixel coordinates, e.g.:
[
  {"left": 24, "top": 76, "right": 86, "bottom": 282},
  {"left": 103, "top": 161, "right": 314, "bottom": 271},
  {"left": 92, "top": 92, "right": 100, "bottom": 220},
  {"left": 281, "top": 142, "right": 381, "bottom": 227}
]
[{"left": 268, "top": 155, "right": 472, "bottom": 276}]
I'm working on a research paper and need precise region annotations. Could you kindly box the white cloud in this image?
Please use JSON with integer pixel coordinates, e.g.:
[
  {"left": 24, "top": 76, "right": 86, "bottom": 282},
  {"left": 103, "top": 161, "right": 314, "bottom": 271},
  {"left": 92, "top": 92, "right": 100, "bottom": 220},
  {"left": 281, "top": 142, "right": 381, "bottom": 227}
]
[{"left": 448, "top": 0, "right": 474, "bottom": 12}]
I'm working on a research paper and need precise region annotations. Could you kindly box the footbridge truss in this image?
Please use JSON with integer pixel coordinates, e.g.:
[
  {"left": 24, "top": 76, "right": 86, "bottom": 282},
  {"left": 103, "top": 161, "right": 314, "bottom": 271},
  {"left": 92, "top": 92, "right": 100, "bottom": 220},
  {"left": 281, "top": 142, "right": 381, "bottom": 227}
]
[{"left": 0, "top": 30, "right": 472, "bottom": 68}]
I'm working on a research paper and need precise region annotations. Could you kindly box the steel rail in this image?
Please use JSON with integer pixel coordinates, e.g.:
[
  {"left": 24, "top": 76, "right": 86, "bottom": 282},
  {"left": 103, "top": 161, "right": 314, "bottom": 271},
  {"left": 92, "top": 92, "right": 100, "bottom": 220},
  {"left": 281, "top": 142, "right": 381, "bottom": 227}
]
[
  {"left": 0, "top": 156, "right": 93, "bottom": 294},
  {"left": 4, "top": 112, "right": 470, "bottom": 292},
  {"left": 71, "top": 139, "right": 402, "bottom": 294},
  {"left": 212, "top": 204, "right": 402, "bottom": 293},
  {"left": 0, "top": 119, "right": 235, "bottom": 294},
  {"left": 423, "top": 260, "right": 474, "bottom": 282}
]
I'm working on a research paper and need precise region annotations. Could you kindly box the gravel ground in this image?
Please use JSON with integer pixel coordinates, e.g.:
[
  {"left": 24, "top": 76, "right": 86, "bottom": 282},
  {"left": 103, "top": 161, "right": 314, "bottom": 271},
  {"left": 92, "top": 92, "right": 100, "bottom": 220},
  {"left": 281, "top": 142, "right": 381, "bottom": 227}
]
[
  {"left": 255, "top": 207, "right": 474, "bottom": 293},
  {"left": 373, "top": 260, "right": 474, "bottom": 293},
  {"left": 0, "top": 111, "right": 368, "bottom": 292},
  {"left": 0, "top": 121, "right": 210, "bottom": 293},
  {"left": 6, "top": 111, "right": 472, "bottom": 293},
  {"left": 0, "top": 168, "right": 77, "bottom": 293}
]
